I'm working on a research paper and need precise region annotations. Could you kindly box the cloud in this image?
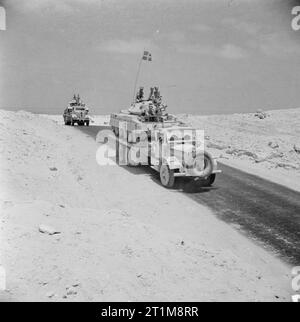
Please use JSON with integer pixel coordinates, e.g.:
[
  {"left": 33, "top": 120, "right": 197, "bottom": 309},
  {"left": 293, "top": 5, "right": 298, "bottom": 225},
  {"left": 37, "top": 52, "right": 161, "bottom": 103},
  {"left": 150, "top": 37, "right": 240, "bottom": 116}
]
[
  {"left": 259, "top": 33, "right": 300, "bottom": 57},
  {"left": 191, "top": 24, "right": 213, "bottom": 33},
  {"left": 16, "top": 0, "right": 104, "bottom": 13},
  {"left": 178, "top": 44, "right": 214, "bottom": 56},
  {"left": 222, "top": 18, "right": 262, "bottom": 36},
  {"left": 220, "top": 15, "right": 300, "bottom": 58},
  {"left": 21, "top": 0, "right": 73, "bottom": 13},
  {"left": 178, "top": 43, "right": 247, "bottom": 59},
  {"left": 98, "top": 39, "right": 153, "bottom": 55},
  {"left": 242, "top": 28, "right": 300, "bottom": 58},
  {"left": 165, "top": 30, "right": 186, "bottom": 43},
  {"left": 219, "top": 44, "right": 247, "bottom": 59}
]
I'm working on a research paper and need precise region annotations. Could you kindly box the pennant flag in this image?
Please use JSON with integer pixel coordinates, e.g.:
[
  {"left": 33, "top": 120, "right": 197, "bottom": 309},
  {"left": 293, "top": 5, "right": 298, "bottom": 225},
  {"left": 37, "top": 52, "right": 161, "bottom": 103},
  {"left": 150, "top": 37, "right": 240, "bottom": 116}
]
[{"left": 142, "top": 51, "right": 152, "bottom": 61}]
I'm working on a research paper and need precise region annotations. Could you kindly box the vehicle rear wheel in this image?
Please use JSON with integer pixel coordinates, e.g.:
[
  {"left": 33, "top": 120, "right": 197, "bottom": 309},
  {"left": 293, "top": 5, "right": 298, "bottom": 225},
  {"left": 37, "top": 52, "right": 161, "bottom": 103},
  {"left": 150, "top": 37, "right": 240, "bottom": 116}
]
[
  {"left": 71, "top": 121, "right": 75, "bottom": 126},
  {"left": 85, "top": 121, "right": 89, "bottom": 126},
  {"left": 160, "top": 164, "right": 175, "bottom": 188}
]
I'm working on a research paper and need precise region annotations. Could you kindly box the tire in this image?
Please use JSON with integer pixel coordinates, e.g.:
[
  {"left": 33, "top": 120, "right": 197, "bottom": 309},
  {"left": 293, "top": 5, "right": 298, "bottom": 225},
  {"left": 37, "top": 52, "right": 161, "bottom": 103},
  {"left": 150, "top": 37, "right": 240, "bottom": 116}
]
[
  {"left": 71, "top": 121, "right": 75, "bottom": 126},
  {"left": 189, "top": 151, "right": 214, "bottom": 178},
  {"left": 85, "top": 121, "right": 89, "bottom": 126},
  {"left": 198, "top": 173, "right": 216, "bottom": 187},
  {"left": 160, "top": 164, "right": 175, "bottom": 188}
]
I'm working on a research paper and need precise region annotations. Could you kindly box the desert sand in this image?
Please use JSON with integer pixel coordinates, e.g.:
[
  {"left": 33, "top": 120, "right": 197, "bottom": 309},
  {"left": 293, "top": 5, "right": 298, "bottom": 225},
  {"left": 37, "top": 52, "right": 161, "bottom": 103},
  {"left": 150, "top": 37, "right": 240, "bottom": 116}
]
[
  {"left": 0, "top": 109, "right": 295, "bottom": 301},
  {"left": 179, "top": 108, "right": 300, "bottom": 191}
]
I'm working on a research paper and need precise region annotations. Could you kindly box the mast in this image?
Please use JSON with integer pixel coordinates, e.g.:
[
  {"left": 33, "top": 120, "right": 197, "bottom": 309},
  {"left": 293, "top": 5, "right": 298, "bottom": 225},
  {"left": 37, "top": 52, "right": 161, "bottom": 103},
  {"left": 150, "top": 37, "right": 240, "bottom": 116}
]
[{"left": 132, "top": 53, "right": 143, "bottom": 104}]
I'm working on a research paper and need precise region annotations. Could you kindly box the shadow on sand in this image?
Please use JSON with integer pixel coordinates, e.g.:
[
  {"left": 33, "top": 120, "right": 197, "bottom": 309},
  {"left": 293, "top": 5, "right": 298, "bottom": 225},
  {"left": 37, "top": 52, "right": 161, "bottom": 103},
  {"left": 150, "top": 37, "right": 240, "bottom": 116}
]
[{"left": 120, "top": 164, "right": 218, "bottom": 194}]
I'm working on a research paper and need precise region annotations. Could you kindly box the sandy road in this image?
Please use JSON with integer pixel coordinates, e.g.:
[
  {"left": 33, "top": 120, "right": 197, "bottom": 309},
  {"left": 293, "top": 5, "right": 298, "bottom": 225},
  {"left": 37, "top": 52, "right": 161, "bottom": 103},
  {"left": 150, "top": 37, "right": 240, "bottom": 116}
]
[{"left": 78, "top": 125, "right": 300, "bottom": 266}]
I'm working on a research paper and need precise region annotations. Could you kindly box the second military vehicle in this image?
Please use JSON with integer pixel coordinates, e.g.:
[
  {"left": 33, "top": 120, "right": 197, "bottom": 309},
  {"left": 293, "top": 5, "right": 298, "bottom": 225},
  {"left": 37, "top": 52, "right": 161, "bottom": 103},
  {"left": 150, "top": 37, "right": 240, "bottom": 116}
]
[{"left": 63, "top": 94, "right": 90, "bottom": 126}]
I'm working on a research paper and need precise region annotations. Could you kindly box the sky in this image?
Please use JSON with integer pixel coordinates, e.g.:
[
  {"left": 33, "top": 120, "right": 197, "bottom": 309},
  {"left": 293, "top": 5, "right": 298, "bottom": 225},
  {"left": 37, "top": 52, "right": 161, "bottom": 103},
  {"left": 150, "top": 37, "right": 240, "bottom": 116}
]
[{"left": 0, "top": 0, "right": 300, "bottom": 115}]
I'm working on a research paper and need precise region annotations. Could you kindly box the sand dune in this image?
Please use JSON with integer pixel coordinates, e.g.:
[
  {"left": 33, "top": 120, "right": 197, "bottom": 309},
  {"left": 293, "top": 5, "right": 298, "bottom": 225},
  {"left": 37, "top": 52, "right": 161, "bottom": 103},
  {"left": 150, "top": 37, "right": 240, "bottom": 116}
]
[{"left": 178, "top": 108, "right": 300, "bottom": 191}]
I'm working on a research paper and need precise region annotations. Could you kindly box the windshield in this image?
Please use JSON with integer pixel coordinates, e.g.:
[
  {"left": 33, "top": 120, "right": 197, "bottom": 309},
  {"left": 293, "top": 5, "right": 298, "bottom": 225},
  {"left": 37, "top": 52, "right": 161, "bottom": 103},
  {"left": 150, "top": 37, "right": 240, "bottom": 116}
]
[{"left": 167, "top": 132, "right": 193, "bottom": 144}]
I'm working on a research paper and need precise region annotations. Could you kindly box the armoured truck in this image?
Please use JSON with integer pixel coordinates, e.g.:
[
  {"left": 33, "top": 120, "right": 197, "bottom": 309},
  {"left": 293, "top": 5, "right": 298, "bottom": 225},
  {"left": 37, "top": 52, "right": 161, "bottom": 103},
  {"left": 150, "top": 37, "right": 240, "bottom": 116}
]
[
  {"left": 63, "top": 94, "right": 90, "bottom": 126},
  {"left": 110, "top": 86, "right": 221, "bottom": 188}
]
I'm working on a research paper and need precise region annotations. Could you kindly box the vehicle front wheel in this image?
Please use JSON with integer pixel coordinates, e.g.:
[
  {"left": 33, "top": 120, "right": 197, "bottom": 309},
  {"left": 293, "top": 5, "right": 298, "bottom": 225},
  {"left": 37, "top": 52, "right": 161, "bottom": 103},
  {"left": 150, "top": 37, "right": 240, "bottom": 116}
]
[
  {"left": 198, "top": 173, "right": 216, "bottom": 186},
  {"left": 160, "top": 164, "right": 175, "bottom": 188}
]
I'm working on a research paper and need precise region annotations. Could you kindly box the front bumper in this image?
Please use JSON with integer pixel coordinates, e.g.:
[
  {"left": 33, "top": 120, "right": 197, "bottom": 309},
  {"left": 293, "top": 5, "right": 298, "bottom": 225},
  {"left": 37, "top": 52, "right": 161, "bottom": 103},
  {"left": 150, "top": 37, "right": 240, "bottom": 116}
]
[{"left": 72, "top": 118, "right": 89, "bottom": 121}]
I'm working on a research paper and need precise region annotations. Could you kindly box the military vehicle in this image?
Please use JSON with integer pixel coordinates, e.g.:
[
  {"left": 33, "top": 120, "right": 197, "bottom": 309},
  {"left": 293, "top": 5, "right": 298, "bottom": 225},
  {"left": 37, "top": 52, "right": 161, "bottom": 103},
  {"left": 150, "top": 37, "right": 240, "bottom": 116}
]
[
  {"left": 63, "top": 94, "right": 90, "bottom": 126},
  {"left": 110, "top": 86, "right": 221, "bottom": 188}
]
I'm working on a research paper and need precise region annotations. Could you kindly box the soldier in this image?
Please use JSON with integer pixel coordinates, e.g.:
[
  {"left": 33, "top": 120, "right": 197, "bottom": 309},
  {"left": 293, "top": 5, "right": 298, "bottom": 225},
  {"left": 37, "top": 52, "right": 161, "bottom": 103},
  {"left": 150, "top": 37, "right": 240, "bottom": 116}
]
[
  {"left": 136, "top": 87, "right": 144, "bottom": 102},
  {"left": 154, "top": 86, "right": 160, "bottom": 99},
  {"left": 153, "top": 86, "right": 162, "bottom": 107},
  {"left": 148, "top": 87, "right": 154, "bottom": 101},
  {"left": 148, "top": 102, "right": 155, "bottom": 116}
]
